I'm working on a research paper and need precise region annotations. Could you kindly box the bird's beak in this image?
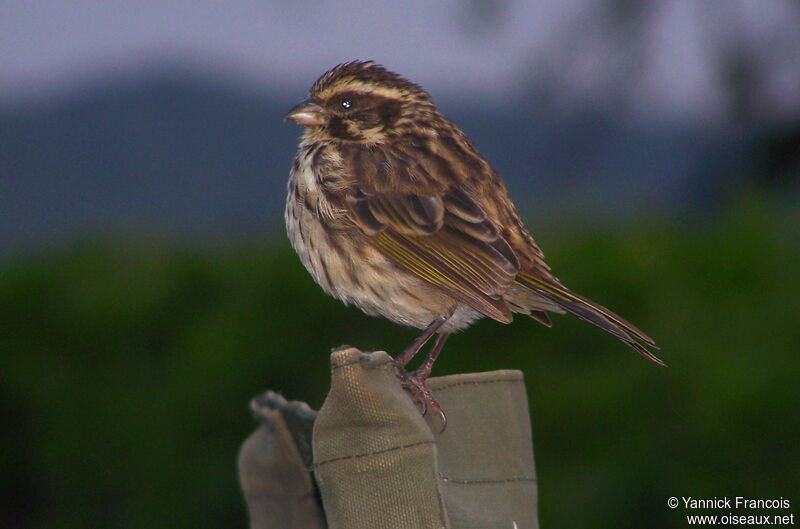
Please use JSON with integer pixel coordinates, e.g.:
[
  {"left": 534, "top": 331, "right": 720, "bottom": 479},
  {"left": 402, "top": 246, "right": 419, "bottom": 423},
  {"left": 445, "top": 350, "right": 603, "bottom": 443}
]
[{"left": 285, "top": 99, "right": 326, "bottom": 127}]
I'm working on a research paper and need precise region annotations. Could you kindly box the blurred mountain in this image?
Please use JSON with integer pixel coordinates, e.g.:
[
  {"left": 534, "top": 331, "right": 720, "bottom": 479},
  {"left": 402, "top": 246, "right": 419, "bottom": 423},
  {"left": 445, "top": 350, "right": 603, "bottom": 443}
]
[
  {"left": 0, "top": 74, "right": 297, "bottom": 254},
  {"left": 0, "top": 71, "right": 776, "bottom": 255}
]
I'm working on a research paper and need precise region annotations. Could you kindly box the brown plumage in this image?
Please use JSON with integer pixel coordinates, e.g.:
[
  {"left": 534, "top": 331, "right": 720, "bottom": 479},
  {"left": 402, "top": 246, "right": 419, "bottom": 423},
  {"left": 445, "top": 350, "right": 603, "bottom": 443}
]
[{"left": 285, "top": 61, "right": 662, "bottom": 423}]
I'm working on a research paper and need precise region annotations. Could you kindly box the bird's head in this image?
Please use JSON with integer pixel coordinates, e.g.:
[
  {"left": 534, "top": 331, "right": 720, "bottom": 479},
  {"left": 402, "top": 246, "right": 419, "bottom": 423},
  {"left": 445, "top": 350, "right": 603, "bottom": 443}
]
[{"left": 286, "top": 61, "right": 435, "bottom": 143}]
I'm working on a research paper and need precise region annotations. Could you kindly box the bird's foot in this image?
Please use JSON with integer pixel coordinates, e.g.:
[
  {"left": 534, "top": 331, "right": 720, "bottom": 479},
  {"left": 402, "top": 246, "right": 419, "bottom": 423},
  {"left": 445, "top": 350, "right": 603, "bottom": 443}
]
[{"left": 394, "top": 363, "right": 447, "bottom": 432}]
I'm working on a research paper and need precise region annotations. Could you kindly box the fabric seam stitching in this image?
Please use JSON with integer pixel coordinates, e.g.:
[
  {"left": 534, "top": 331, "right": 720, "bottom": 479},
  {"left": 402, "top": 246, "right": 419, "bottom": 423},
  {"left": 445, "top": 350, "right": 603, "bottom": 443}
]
[{"left": 313, "top": 440, "right": 434, "bottom": 468}]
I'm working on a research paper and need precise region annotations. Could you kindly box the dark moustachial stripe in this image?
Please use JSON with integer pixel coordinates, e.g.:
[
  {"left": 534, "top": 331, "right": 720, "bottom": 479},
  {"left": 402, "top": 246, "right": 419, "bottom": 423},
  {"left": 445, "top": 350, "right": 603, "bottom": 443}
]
[
  {"left": 312, "top": 143, "right": 327, "bottom": 169},
  {"left": 327, "top": 117, "right": 363, "bottom": 141}
]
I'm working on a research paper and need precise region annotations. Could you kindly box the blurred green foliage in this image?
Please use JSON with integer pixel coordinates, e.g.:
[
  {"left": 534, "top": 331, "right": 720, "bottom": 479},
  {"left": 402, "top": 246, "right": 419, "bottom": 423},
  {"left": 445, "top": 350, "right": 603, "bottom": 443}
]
[{"left": 2, "top": 198, "right": 798, "bottom": 529}]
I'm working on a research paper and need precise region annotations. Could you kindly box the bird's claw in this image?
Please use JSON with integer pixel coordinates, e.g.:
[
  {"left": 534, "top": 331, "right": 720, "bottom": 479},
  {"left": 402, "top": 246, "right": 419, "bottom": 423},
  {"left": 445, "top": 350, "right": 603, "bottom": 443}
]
[{"left": 395, "top": 364, "right": 447, "bottom": 432}]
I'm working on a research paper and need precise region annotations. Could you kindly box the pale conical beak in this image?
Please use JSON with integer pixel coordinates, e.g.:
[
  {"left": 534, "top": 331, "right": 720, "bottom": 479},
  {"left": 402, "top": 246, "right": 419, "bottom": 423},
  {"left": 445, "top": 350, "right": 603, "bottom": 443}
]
[{"left": 285, "top": 99, "right": 326, "bottom": 126}]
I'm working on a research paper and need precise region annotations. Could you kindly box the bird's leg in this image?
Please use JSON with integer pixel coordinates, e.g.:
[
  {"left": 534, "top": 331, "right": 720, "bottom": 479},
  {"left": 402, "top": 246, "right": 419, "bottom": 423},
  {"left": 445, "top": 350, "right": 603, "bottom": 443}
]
[
  {"left": 397, "top": 331, "right": 451, "bottom": 432},
  {"left": 393, "top": 314, "right": 449, "bottom": 369},
  {"left": 410, "top": 332, "right": 449, "bottom": 383}
]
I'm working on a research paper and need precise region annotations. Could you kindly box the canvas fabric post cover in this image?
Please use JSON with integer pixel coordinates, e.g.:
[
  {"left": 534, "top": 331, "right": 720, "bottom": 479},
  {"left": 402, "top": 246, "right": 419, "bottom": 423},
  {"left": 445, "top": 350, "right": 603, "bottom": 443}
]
[{"left": 238, "top": 347, "right": 539, "bottom": 529}]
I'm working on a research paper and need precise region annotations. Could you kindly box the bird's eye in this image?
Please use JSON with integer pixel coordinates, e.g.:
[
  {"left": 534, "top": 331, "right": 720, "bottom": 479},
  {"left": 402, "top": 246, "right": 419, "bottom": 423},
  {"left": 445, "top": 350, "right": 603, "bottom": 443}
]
[{"left": 340, "top": 98, "right": 352, "bottom": 110}]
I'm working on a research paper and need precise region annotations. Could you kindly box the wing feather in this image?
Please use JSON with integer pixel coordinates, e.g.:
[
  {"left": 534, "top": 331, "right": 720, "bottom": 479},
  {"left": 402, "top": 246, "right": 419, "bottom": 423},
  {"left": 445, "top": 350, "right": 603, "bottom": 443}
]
[
  {"left": 342, "top": 144, "right": 517, "bottom": 323},
  {"left": 335, "top": 139, "right": 660, "bottom": 361}
]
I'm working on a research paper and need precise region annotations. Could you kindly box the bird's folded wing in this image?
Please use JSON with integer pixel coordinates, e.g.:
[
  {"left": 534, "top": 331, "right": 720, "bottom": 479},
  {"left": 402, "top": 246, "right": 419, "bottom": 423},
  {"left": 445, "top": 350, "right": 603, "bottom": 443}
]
[{"left": 345, "top": 179, "right": 519, "bottom": 323}]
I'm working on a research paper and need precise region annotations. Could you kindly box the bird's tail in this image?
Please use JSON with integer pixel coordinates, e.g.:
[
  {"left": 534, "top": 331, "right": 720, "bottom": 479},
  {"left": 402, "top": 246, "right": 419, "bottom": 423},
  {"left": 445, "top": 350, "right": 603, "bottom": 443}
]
[{"left": 515, "top": 272, "right": 665, "bottom": 366}]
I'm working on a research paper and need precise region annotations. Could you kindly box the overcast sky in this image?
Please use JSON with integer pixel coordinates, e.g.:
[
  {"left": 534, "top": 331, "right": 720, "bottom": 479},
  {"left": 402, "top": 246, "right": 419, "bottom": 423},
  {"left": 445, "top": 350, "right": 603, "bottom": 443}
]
[{"left": 2, "top": 0, "right": 799, "bottom": 123}]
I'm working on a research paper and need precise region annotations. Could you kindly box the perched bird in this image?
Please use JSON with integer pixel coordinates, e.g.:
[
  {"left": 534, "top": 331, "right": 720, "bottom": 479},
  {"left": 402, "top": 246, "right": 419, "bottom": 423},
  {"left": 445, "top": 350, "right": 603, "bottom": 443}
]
[{"left": 285, "top": 61, "right": 662, "bottom": 422}]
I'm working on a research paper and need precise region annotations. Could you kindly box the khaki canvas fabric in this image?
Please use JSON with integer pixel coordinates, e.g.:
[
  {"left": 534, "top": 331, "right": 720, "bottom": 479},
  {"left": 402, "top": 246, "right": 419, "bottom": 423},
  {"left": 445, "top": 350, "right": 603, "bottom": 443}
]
[
  {"left": 238, "top": 347, "right": 539, "bottom": 529},
  {"left": 238, "top": 392, "right": 325, "bottom": 529}
]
